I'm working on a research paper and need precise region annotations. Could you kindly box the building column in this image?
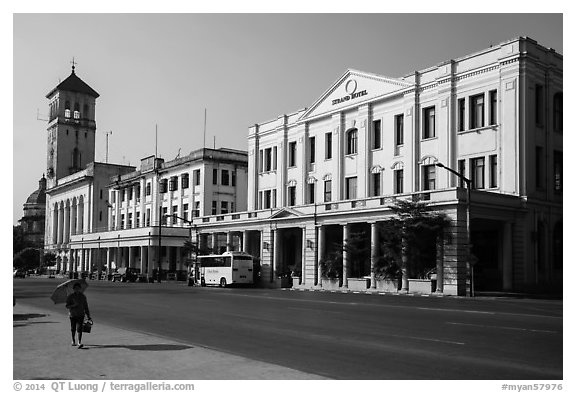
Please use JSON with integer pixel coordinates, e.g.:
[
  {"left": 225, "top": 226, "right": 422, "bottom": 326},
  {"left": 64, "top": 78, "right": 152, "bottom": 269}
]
[
  {"left": 212, "top": 233, "right": 218, "bottom": 254},
  {"left": 68, "top": 252, "right": 74, "bottom": 274},
  {"left": 128, "top": 246, "right": 134, "bottom": 269},
  {"left": 77, "top": 201, "right": 84, "bottom": 234},
  {"left": 503, "top": 222, "right": 514, "bottom": 291},
  {"left": 140, "top": 246, "right": 147, "bottom": 276},
  {"left": 57, "top": 204, "right": 64, "bottom": 245},
  {"left": 317, "top": 225, "right": 325, "bottom": 286},
  {"left": 370, "top": 222, "right": 378, "bottom": 289},
  {"left": 273, "top": 229, "right": 280, "bottom": 280},
  {"left": 300, "top": 227, "right": 306, "bottom": 285},
  {"left": 52, "top": 205, "right": 58, "bottom": 245},
  {"left": 147, "top": 244, "right": 154, "bottom": 278},
  {"left": 96, "top": 247, "right": 102, "bottom": 277},
  {"left": 63, "top": 204, "right": 70, "bottom": 244},
  {"left": 106, "top": 248, "right": 112, "bottom": 276},
  {"left": 243, "top": 231, "right": 249, "bottom": 253},
  {"left": 227, "top": 232, "right": 233, "bottom": 252},
  {"left": 342, "top": 224, "right": 349, "bottom": 288}
]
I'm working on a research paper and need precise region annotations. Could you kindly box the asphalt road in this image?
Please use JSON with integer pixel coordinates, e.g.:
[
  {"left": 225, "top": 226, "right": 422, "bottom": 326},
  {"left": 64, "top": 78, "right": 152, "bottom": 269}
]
[{"left": 13, "top": 278, "right": 563, "bottom": 380}]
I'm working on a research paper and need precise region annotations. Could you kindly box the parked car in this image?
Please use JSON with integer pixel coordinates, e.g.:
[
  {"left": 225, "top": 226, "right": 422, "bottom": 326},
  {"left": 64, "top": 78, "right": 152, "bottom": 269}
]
[
  {"left": 112, "top": 267, "right": 140, "bottom": 282},
  {"left": 13, "top": 269, "right": 26, "bottom": 278}
]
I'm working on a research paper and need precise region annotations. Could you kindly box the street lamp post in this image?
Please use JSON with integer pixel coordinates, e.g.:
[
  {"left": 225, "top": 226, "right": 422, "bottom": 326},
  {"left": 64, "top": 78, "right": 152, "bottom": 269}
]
[
  {"left": 169, "top": 214, "right": 197, "bottom": 285},
  {"left": 435, "top": 162, "right": 474, "bottom": 297}
]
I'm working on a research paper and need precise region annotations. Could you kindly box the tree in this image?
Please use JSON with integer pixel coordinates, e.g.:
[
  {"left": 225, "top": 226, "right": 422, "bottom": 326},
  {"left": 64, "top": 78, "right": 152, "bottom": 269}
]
[
  {"left": 13, "top": 248, "right": 41, "bottom": 271},
  {"left": 13, "top": 225, "right": 32, "bottom": 255},
  {"left": 381, "top": 199, "right": 451, "bottom": 289}
]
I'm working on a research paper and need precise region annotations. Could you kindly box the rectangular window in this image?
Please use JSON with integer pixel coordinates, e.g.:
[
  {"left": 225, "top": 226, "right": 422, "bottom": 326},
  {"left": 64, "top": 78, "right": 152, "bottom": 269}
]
[
  {"left": 194, "top": 169, "right": 201, "bottom": 186},
  {"left": 423, "top": 106, "right": 436, "bottom": 139},
  {"left": 535, "top": 84, "right": 544, "bottom": 125},
  {"left": 308, "top": 182, "right": 315, "bottom": 204},
  {"left": 121, "top": 213, "right": 125, "bottom": 228},
  {"left": 489, "top": 155, "right": 498, "bottom": 188},
  {"left": 536, "top": 146, "right": 544, "bottom": 189},
  {"left": 194, "top": 202, "right": 200, "bottom": 217},
  {"left": 458, "top": 159, "right": 466, "bottom": 188},
  {"left": 264, "top": 148, "right": 272, "bottom": 171},
  {"left": 221, "top": 201, "right": 228, "bottom": 214},
  {"left": 136, "top": 212, "right": 140, "bottom": 228},
  {"left": 324, "top": 180, "right": 332, "bottom": 202},
  {"left": 372, "top": 120, "right": 382, "bottom": 150},
  {"left": 146, "top": 208, "right": 151, "bottom": 226},
  {"left": 372, "top": 172, "right": 381, "bottom": 197},
  {"left": 213, "top": 169, "right": 218, "bottom": 185},
  {"left": 325, "top": 133, "right": 332, "bottom": 160},
  {"left": 423, "top": 165, "right": 436, "bottom": 191},
  {"left": 273, "top": 146, "right": 277, "bottom": 170},
  {"left": 120, "top": 189, "right": 125, "bottom": 202},
  {"left": 288, "top": 142, "right": 297, "bottom": 167},
  {"left": 100, "top": 189, "right": 103, "bottom": 199},
  {"left": 181, "top": 173, "right": 189, "bottom": 189},
  {"left": 169, "top": 176, "right": 178, "bottom": 191},
  {"left": 159, "top": 179, "right": 168, "bottom": 193},
  {"left": 231, "top": 170, "right": 236, "bottom": 186},
  {"left": 458, "top": 98, "right": 466, "bottom": 131},
  {"left": 272, "top": 189, "right": 277, "bottom": 208},
  {"left": 183, "top": 203, "right": 189, "bottom": 222},
  {"left": 345, "top": 177, "right": 357, "bottom": 200},
  {"left": 162, "top": 207, "right": 168, "bottom": 225},
  {"left": 489, "top": 90, "right": 498, "bottom": 126},
  {"left": 470, "top": 93, "right": 485, "bottom": 129},
  {"left": 288, "top": 186, "right": 296, "bottom": 207},
  {"left": 471, "top": 157, "right": 485, "bottom": 190},
  {"left": 394, "top": 169, "right": 404, "bottom": 194},
  {"left": 395, "top": 114, "right": 404, "bottom": 146},
  {"left": 212, "top": 201, "right": 217, "bottom": 215},
  {"left": 259, "top": 150, "right": 264, "bottom": 173},
  {"left": 264, "top": 190, "right": 271, "bottom": 209},
  {"left": 258, "top": 191, "right": 262, "bottom": 210},
  {"left": 146, "top": 182, "right": 151, "bottom": 196},
  {"left": 553, "top": 151, "right": 562, "bottom": 193},
  {"left": 127, "top": 213, "right": 132, "bottom": 228},
  {"left": 309, "top": 136, "right": 316, "bottom": 164},
  {"left": 221, "top": 170, "right": 230, "bottom": 186},
  {"left": 128, "top": 187, "right": 133, "bottom": 200}
]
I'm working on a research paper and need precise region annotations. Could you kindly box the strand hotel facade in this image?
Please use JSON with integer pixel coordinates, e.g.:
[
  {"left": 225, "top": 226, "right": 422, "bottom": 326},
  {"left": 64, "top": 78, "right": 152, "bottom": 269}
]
[{"left": 45, "top": 37, "right": 562, "bottom": 295}]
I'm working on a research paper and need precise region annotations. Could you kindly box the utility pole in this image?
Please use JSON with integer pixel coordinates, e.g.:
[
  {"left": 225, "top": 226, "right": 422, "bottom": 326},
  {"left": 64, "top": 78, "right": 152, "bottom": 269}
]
[{"left": 105, "top": 131, "right": 112, "bottom": 163}]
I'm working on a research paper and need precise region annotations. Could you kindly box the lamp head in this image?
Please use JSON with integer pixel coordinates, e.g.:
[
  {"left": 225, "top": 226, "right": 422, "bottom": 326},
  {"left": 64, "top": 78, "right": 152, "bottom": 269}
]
[{"left": 435, "top": 162, "right": 445, "bottom": 168}]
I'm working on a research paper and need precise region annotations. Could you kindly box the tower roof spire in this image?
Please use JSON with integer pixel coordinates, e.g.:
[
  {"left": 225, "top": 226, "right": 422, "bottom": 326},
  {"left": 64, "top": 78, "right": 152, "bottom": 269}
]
[{"left": 71, "top": 57, "right": 77, "bottom": 74}]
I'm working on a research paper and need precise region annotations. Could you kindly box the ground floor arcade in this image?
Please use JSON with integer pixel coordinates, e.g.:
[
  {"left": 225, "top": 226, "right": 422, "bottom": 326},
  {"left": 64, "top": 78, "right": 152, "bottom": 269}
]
[{"left": 45, "top": 188, "right": 562, "bottom": 295}]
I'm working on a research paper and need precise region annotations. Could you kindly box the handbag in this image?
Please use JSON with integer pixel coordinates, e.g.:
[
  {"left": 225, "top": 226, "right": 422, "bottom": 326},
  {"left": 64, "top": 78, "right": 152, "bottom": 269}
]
[{"left": 82, "top": 319, "right": 93, "bottom": 333}]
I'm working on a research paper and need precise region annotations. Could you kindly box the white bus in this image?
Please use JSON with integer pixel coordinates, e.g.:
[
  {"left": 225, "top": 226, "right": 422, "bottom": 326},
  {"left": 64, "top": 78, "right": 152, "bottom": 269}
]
[{"left": 197, "top": 251, "right": 254, "bottom": 287}]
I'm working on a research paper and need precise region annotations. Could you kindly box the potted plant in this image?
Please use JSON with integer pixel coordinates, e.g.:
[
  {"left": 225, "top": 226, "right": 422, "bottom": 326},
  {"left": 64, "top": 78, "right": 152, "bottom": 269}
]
[
  {"left": 319, "top": 251, "right": 342, "bottom": 290},
  {"left": 373, "top": 259, "right": 402, "bottom": 292}
]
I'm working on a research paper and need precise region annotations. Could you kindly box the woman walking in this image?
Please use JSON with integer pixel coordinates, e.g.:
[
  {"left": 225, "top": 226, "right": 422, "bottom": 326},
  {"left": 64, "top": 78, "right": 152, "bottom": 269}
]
[{"left": 65, "top": 282, "right": 92, "bottom": 349}]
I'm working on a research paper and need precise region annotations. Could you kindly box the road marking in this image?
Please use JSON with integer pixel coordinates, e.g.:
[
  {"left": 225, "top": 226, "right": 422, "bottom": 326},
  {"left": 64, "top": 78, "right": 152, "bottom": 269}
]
[
  {"left": 446, "top": 322, "right": 559, "bottom": 334},
  {"left": 388, "top": 334, "right": 465, "bottom": 346},
  {"left": 208, "top": 292, "right": 561, "bottom": 319}
]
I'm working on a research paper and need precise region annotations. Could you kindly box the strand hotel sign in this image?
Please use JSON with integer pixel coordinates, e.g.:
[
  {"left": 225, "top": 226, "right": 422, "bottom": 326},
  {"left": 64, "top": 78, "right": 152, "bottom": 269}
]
[{"left": 332, "top": 79, "right": 368, "bottom": 105}]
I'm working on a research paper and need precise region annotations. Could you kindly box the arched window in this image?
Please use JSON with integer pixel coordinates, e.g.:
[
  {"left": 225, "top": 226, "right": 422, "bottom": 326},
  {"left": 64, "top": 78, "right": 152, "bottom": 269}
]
[
  {"left": 553, "top": 93, "right": 563, "bottom": 132},
  {"left": 83, "top": 104, "right": 89, "bottom": 119},
  {"left": 64, "top": 100, "right": 71, "bottom": 118},
  {"left": 73, "top": 102, "right": 80, "bottom": 119},
  {"left": 346, "top": 128, "right": 358, "bottom": 155}
]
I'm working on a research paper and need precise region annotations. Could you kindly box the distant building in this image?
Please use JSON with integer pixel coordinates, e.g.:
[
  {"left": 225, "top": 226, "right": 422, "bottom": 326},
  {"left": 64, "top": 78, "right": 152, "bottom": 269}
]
[{"left": 18, "top": 175, "right": 47, "bottom": 249}]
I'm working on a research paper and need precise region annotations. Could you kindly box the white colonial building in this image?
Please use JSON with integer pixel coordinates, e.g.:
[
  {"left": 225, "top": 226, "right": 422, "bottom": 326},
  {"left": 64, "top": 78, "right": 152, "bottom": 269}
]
[{"left": 44, "top": 37, "right": 562, "bottom": 295}]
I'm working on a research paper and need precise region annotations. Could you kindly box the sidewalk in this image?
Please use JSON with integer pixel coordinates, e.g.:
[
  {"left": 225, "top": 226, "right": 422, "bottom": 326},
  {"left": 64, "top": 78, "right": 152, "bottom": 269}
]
[{"left": 13, "top": 303, "right": 326, "bottom": 380}]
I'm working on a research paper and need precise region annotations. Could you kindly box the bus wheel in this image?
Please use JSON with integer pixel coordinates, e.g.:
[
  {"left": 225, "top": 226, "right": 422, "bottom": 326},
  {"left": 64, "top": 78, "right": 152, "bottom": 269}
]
[{"left": 219, "top": 278, "right": 227, "bottom": 288}]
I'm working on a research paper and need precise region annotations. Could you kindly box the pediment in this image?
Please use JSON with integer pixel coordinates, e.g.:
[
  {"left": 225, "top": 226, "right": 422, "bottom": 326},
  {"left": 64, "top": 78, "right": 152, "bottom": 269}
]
[
  {"left": 299, "top": 69, "right": 413, "bottom": 121},
  {"left": 270, "top": 207, "right": 301, "bottom": 219}
]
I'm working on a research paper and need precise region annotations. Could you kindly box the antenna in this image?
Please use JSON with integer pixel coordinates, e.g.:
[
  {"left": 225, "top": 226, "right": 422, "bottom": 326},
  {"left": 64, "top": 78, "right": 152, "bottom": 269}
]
[
  {"left": 213, "top": 136, "right": 216, "bottom": 149},
  {"left": 203, "top": 108, "right": 207, "bottom": 149},
  {"left": 155, "top": 124, "right": 158, "bottom": 158},
  {"left": 105, "top": 131, "right": 112, "bottom": 163}
]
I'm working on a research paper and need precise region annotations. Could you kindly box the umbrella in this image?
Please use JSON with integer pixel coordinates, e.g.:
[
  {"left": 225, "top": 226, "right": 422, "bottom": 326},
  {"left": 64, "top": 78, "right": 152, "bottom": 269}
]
[{"left": 50, "top": 278, "right": 88, "bottom": 304}]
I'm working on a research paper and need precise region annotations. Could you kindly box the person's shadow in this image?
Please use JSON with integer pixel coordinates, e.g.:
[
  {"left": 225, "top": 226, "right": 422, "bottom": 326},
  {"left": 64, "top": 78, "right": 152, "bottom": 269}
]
[{"left": 81, "top": 344, "right": 193, "bottom": 351}]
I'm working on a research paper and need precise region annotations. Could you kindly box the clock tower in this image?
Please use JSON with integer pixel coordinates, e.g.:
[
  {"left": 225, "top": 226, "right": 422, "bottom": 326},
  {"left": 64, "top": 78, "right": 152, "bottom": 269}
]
[{"left": 45, "top": 62, "right": 99, "bottom": 189}]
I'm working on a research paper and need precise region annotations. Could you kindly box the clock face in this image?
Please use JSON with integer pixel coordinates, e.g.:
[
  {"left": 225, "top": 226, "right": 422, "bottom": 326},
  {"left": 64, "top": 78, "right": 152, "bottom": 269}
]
[{"left": 47, "top": 167, "right": 54, "bottom": 178}]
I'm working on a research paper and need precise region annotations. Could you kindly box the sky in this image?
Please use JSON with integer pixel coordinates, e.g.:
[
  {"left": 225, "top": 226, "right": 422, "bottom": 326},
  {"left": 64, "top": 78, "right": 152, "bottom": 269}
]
[{"left": 12, "top": 13, "right": 563, "bottom": 225}]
